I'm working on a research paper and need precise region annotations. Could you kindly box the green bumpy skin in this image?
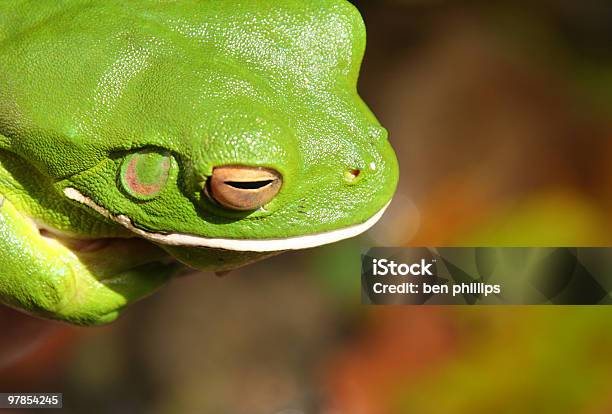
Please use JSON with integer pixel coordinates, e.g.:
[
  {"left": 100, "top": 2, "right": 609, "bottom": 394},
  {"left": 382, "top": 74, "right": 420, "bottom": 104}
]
[{"left": 0, "top": 0, "right": 399, "bottom": 325}]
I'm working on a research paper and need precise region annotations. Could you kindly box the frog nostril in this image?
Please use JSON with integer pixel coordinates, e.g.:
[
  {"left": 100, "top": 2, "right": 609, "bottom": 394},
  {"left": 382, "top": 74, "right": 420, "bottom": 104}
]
[
  {"left": 206, "top": 166, "right": 282, "bottom": 211},
  {"left": 344, "top": 168, "right": 362, "bottom": 183}
]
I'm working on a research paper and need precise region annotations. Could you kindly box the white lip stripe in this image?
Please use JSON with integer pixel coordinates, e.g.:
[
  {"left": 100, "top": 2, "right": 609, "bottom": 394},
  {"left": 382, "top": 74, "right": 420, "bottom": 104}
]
[{"left": 64, "top": 187, "right": 390, "bottom": 252}]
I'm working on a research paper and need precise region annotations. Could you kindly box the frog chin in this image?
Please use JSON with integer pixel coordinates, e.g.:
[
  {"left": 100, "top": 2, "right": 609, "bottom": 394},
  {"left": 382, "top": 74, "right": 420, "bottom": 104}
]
[{"left": 63, "top": 187, "right": 390, "bottom": 253}]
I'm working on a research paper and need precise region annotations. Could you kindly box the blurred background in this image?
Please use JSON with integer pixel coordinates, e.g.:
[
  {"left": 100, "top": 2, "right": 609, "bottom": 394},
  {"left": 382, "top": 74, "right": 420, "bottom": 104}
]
[{"left": 3, "top": 0, "right": 612, "bottom": 412}]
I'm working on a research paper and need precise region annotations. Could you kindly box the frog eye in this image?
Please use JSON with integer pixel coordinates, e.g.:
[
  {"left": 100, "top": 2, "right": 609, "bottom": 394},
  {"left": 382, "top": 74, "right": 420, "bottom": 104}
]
[
  {"left": 206, "top": 166, "right": 282, "bottom": 211},
  {"left": 120, "top": 150, "right": 172, "bottom": 200}
]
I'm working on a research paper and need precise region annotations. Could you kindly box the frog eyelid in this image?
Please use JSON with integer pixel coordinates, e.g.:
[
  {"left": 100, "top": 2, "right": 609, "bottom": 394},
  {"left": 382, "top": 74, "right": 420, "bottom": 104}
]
[{"left": 204, "top": 166, "right": 283, "bottom": 211}]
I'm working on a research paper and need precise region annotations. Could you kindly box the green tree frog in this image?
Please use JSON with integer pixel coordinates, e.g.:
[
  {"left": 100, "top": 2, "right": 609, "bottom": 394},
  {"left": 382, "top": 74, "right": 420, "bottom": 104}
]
[{"left": 0, "top": 0, "right": 399, "bottom": 325}]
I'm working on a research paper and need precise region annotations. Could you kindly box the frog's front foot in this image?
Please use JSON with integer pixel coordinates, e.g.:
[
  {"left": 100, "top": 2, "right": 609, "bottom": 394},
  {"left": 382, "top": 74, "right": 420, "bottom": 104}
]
[{"left": 0, "top": 195, "right": 179, "bottom": 325}]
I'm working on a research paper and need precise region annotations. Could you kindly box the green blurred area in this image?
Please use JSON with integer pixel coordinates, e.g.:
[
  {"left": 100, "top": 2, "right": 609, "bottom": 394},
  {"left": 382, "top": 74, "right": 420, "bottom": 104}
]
[
  {"left": 4, "top": 1, "right": 612, "bottom": 413},
  {"left": 393, "top": 307, "right": 612, "bottom": 414}
]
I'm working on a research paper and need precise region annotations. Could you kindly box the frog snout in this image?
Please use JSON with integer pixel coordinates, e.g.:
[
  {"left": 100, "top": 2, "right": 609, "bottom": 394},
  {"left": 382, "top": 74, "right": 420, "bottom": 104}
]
[{"left": 205, "top": 166, "right": 282, "bottom": 211}]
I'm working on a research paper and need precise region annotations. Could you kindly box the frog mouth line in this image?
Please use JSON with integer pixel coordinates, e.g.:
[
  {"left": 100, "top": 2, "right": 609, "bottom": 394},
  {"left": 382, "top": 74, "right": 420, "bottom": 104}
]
[{"left": 64, "top": 187, "right": 390, "bottom": 252}]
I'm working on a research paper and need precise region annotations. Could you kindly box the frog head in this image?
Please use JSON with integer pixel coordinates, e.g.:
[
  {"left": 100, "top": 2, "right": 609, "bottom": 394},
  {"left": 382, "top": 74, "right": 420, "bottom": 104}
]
[{"left": 2, "top": 0, "right": 399, "bottom": 270}]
